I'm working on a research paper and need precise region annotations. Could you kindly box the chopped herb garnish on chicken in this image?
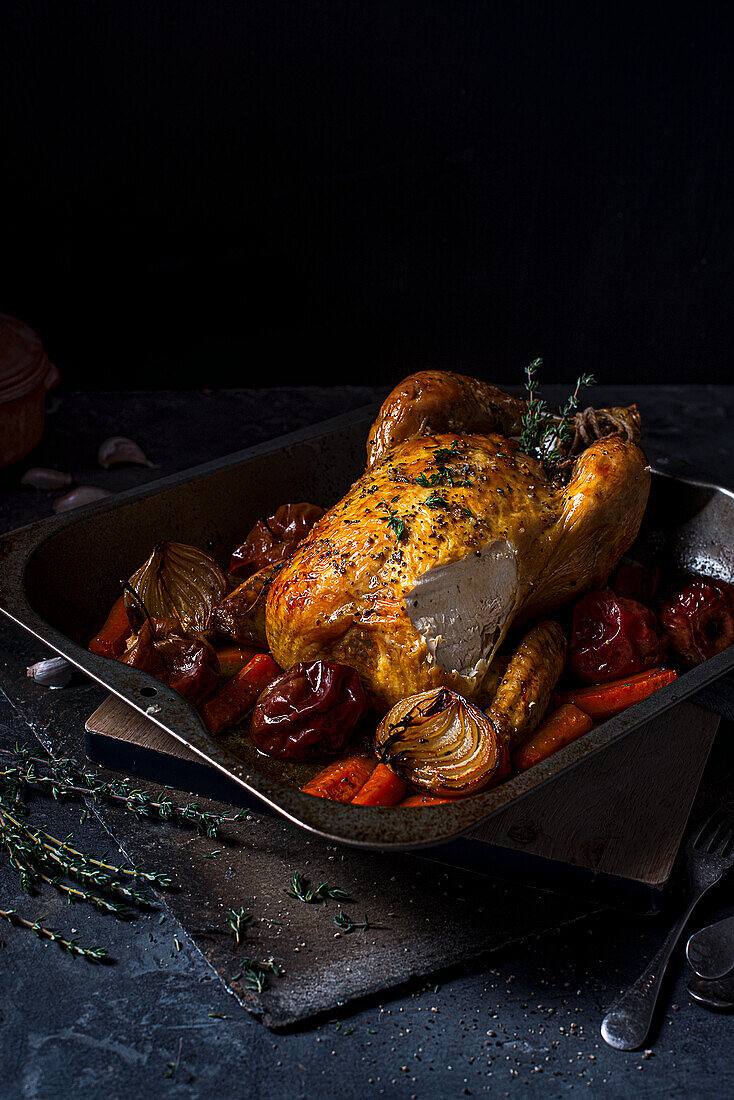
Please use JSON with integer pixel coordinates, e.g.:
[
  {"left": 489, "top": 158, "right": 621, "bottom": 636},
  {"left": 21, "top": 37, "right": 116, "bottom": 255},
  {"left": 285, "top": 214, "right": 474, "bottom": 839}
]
[
  {"left": 432, "top": 439, "right": 462, "bottom": 463},
  {"left": 379, "top": 500, "right": 408, "bottom": 540},
  {"left": 415, "top": 464, "right": 472, "bottom": 489},
  {"left": 424, "top": 492, "right": 450, "bottom": 509}
]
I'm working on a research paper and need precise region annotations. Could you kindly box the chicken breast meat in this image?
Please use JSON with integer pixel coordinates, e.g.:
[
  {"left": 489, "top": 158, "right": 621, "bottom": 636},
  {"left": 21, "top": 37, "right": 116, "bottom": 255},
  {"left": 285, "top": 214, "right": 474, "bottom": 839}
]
[{"left": 266, "top": 372, "right": 650, "bottom": 712}]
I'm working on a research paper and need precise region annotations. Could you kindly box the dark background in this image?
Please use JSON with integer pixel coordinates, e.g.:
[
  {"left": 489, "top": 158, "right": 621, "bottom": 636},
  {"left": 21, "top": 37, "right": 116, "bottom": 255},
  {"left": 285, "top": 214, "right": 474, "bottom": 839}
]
[{"left": 2, "top": 1, "right": 732, "bottom": 390}]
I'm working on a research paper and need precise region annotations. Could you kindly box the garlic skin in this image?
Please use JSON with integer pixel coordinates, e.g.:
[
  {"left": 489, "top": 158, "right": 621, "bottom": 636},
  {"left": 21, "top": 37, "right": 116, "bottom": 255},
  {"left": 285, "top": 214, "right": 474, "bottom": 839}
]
[
  {"left": 27, "top": 656, "right": 73, "bottom": 689},
  {"left": 53, "top": 487, "right": 112, "bottom": 513},
  {"left": 374, "top": 687, "right": 510, "bottom": 798},
  {"left": 97, "top": 436, "right": 154, "bottom": 469},
  {"left": 21, "top": 467, "right": 72, "bottom": 490},
  {"left": 124, "top": 541, "right": 229, "bottom": 634}
]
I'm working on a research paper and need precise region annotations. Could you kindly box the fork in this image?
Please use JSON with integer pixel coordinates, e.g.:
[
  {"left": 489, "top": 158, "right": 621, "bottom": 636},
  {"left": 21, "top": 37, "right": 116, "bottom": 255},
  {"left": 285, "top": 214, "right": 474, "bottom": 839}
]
[{"left": 601, "top": 812, "right": 734, "bottom": 1050}]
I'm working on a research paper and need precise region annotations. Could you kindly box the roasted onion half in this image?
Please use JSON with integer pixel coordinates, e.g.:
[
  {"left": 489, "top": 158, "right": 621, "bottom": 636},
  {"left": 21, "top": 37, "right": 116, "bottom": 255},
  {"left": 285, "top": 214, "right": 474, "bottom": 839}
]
[
  {"left": 374, "top": 688, "right": 510, "bottom": 798},
  {"left": 124, "top": 541, "right": 229, "bottom": 635}
]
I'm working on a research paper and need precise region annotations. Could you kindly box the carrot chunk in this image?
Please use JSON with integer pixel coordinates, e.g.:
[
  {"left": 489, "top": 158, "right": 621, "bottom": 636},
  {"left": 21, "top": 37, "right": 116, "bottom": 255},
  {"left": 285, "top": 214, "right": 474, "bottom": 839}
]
[
  {"left": 398, "top": 794, "right": 454, "bottom": 807},
  {"left": 555, "top": 667, "right": 678, "bottom": 720},
  {"left": 200, "top": 653, "right": 279, "bottom": 734},
  {"left": 351, "top": 763, "right": 408, "bottom": 806},
  {"left": 301, "top": 755, "right": 377, "bottom": 802},
  {"left": 215, "top": 644, "right": 262, "bottom": 679},
  {"left": 88, "top": 596, "right": 132, "bottom": 658},
  {"left": 512, "top": 704, "right": 593, "bottom": 772}
]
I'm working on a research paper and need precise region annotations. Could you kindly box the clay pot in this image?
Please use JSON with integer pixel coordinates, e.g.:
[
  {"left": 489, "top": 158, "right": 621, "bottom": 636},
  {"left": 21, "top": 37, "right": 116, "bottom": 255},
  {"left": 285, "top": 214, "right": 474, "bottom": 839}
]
[{"left": 0, "top": 314, "right": 59, "bottom": 469}]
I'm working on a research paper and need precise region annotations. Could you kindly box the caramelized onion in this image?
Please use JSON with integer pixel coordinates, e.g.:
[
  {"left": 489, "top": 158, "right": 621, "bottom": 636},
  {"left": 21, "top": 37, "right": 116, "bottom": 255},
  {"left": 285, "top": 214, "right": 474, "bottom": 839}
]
[
  {"left": 124, "top": 541, "right": 228, "bottom": 634},
  {"left": 374, "top": 688, "right": 510, "bottom": 798}
]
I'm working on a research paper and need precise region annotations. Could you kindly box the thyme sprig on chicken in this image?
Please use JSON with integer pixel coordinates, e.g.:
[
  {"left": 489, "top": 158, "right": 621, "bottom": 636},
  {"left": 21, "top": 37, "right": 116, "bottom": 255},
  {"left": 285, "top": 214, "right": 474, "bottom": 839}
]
[{"left": 519, "top": 358, "right": 595, "bottom": 477}]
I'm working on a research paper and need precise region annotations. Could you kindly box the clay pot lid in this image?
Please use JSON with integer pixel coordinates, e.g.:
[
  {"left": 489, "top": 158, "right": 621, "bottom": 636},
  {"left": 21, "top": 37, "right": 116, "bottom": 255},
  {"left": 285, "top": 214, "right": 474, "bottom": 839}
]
[{"left": 0, "top": 314, "right": 57, "bottom": 403}]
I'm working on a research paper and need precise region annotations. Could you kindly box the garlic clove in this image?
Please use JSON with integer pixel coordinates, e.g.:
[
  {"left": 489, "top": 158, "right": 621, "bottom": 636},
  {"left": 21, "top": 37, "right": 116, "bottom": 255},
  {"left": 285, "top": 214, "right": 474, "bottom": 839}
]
[
  {"left": 53, "top": 486, "right": 112, "bottom": 514},
  {"left": 27, "top": 656, "right": 73, "bottom": 689},
  {"left": 21, "top": 467, "right": 73, "bottom": 490},
  {"left": 97, "top": 436, "right": 154, "bottom": 469}
]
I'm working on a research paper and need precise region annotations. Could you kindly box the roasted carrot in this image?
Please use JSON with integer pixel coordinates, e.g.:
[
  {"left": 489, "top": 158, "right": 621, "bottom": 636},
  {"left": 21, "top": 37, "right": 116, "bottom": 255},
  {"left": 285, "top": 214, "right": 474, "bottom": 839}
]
[
  {"left": 398, "top": 794, "right": 454, "bottom": 807},
  {"left": 512, "top": 704, "right": 593, "bottom": 772},
  {"left": 88, "top": 596, "right": 132, "bottom": 658},
  {"left": 555, "top": 667, "right": 678, "bottom": 720},
  {"left": 351, "top": 763, "right": 408, "bottom": 806},
  {"left": 200, "top": 652, "right": 280, "bottom": 734},
  {"left": 301, "top": 755, "right": 377, "bottom": 802},
  {"left": 215, "top": 644, "right": 262, "bottom": 678}
]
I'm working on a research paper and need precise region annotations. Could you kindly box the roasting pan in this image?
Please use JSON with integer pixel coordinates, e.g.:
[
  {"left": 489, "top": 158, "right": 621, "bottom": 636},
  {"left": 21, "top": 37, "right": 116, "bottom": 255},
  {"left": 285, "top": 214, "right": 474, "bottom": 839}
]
[{"left": 1, "top": 404, "right": 734, "bottom": 852}]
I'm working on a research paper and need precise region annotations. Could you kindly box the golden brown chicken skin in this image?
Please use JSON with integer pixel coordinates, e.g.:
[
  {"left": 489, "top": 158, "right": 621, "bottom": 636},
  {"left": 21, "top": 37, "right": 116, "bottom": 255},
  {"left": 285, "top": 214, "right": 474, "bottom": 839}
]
[
  {"left": 266, "top": 429, "right": 650, "bottom": 711},
  {"left": 366, "top": 370, "right": 526, "bottom": 469}
]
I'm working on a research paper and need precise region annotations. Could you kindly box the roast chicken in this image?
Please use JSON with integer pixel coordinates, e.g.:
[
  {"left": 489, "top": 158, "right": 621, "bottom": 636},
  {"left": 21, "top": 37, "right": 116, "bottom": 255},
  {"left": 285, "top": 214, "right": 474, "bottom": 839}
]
[{"left": 265, "top": 371, "right": 650, "bottom": 711}]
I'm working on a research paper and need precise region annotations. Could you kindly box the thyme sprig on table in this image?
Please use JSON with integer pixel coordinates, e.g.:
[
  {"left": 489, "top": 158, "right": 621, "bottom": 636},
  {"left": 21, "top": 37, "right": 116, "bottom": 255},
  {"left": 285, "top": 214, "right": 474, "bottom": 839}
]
[
  {"left": 0, "top": 745, "right": 245, "bottom": 960},
  {"left": 519, "top": 358, "right": 595, "bottom": 477},
  {"left": 0, "top": 907, "right": 109, "bottom": 960},
  {"left": 226, "top": 906, "right": 252, "bottom": 945},
  {"left": 0, "top": 747, "right": 243, "bottom": 837}
]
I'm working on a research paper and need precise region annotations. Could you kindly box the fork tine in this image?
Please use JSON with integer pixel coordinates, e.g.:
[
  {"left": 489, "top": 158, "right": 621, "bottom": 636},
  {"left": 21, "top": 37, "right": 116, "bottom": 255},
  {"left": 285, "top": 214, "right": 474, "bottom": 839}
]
[
  {"left": 710, "top": 815, "right": 734, "bottom": 855},
  {"left": 689, "top": 814, "right": 718, "bottom": 850},
  {"left": 704, "top": 817, "right": 729, "bottom": 854}
]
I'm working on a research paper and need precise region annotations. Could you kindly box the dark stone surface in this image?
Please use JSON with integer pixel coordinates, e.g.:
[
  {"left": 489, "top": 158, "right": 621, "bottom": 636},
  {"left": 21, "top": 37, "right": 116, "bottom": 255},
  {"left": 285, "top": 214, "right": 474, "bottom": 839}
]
[{"left": 2, "top": 385, "right": 734, "bottom": 1096}]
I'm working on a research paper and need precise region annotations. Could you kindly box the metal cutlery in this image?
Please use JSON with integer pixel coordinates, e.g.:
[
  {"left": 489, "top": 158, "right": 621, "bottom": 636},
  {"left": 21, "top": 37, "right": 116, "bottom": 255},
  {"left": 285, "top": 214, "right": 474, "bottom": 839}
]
[
  {"left": 601, "top": 812, "right": 734, "bottom": 1050},
  {"left": 686, "top": 912, "right": 734, "bottom": 980},
  {"left": 688, "top": 970, "right": 734, "bottom": 1010}
]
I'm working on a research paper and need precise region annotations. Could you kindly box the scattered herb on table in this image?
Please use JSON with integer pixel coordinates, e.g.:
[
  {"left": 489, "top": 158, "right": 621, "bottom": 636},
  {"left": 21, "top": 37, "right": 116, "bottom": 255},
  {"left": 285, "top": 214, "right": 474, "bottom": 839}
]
[
  {"left": 163, "top": 1037, "right": 184, "bottom": 1079},
  {"left": 226, "top": 906, "right": 252, "bottom": 945},
  {"left": 287, "top": 872, "right": 350, "bottom": 905},
  {"left": 231, "top": 954, "right": 281, "bottom": 993},
  {"left": 333, "top": 909, "right": 372, "bottom": 933}
]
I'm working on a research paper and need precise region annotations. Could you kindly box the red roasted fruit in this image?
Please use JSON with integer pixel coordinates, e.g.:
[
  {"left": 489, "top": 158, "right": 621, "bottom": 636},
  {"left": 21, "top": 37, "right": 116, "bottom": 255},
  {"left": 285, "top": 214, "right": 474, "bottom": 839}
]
[
  {"left": 659, "top": 578, "right": 734, "bottom": 666},
  {"left": 250, "top": 660, "right": 368, "bottom": 761},
  {"left": 569, "top": 590, "right": 668, "bottom": 685},
  {"left": 229, "top": 503, "right": 324, "bottom": 577},
  {"left": 122, "top": 617, "right": 220, "bottom": 704}
]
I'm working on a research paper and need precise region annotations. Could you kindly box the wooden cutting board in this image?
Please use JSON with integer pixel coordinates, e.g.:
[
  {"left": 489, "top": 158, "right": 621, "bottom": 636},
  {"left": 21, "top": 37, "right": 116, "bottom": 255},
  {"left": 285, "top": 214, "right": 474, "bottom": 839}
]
[{"left": 86, "top": 695, "right": 720, "bottom": 908}]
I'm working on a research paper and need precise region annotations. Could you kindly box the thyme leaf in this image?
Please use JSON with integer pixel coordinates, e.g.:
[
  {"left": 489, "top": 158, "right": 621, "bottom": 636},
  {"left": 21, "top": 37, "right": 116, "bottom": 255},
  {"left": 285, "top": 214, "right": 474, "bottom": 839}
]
[
  {"left": 431, "top": 440, "right": 462, "bottom": 463},
  {"left": 378, "top": 501, "right": 407, "bottom": 541},
  {"left": 333, "top": 909, "right": 372, "bottom": 933},
  {"left": 287, "top": 872, "right": 350, "bottom": 905},
  {"left": 226, "top": 906, "right": 252, "bottom": 945},
  {"left": 518, "top": 358, "right": 595, "bottom": 476}
]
